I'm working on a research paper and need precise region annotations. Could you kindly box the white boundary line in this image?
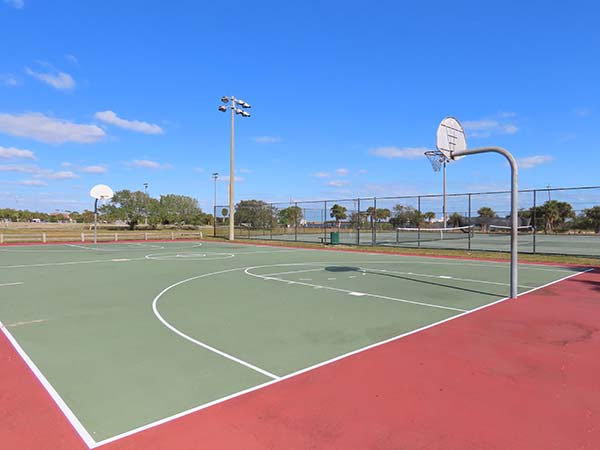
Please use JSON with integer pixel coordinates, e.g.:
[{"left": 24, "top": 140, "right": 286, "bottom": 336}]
[
  {"left": 0, "top": 281, "right": 24, "bottom": 287},
  {"left": 245, "top": 265, "right": 467, "bottom": 313},
  {"left": 0, "top": 321, "right": 96, "bottom": 448},
  {"left": 151, "top": 268, "right": 280, "bottom": 380},
  {"left": 92, "top": 266, "right": 595, "bottom": 448},
  {"left": 0, "top": 258, "right": 147, "bottom": 269}
]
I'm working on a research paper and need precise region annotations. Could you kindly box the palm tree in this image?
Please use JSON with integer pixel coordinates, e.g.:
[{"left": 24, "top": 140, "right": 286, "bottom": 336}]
[{"left": 330, "top": 204, "right": 347, "bottom": 228}]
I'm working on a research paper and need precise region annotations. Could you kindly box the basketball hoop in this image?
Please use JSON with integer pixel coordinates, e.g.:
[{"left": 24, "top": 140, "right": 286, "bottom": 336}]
[{"left": 424, "top": 150, "right": 448, "bottom": 172}]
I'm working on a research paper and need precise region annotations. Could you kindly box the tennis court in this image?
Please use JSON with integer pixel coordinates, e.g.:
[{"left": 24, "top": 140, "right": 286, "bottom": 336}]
[
  {"left": 1, "top": 239, "right": 599, "bottom": 449},
  {"left": 251, "top": 228, "right": 600, "bottom": 256}
]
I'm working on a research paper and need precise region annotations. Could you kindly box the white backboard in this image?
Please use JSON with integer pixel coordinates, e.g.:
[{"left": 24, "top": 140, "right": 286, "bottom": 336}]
[
  {"left": 90, "top": 184, "right": 114, "bottom": 200},
  {"left": 436, "top": 117, "right": 467, "bottom": 160}
]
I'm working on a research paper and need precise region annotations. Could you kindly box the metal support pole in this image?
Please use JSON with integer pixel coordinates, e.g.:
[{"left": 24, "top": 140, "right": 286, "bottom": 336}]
[
  {"left": 229, "top": 98, "right": 235, "bottom": 241},
  {"left": 443, "top": 161, "right": 447, "bottom": 226},
  {"left": 453, "top": 146, "right": 519, "bottom": 299},
  {"left": 93, "top": 198, "right": 98, "bottom": 244}
]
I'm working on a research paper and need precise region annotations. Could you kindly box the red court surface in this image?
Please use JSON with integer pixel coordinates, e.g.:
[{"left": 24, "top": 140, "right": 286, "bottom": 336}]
[{"left": 2, "top": 267, "right": 599, "bottom": 450}]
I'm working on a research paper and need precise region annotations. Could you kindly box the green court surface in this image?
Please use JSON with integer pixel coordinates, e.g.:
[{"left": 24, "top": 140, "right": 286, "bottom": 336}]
[{"left": 0, "top": 241, "right": 586, "bottom": 445}]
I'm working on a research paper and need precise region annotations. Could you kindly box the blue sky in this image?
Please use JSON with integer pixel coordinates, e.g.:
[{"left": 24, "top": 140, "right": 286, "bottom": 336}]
[{"left": 0, "top": 0, "right": 598, "bottom": 213}]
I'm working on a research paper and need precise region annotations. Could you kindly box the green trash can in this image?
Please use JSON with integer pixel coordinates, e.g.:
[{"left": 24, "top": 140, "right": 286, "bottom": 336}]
[{"left": 330, "top": 231, "right": 340, "bottom": 245}]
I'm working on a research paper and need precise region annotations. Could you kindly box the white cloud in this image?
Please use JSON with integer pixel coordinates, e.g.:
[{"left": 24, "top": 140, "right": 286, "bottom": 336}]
[
  {"left": 327, "top": 179, "right": 349, "bottom": 187},
  {"left": 517, "top": 155, "right": 554, "bottom": 169},
  {"left": 0, "top": 164, "right": 38, "bottom": 173},
  {"left": 369, "top": 146, "right": 430, "bottom": 159},
  {"left": 94, "top": 110, "right": 163, "bottom": 135},
  {"left": 18, "top": 179, "right": 47, "bottom": 186},
  {"left": 335, "top": 168, "right": 349, "bottom": 176},
  {"left": 4, "top": 0, "right": 24, "bottom": 9},
  {"left": 0, "top": 112, "right": 105, "bottom": 143},
  {"left": 128, "top": 159, "right": 171, "bottom": 169},
  {"left": 81, "top": 165, "right": 107, "bottom": 174},
  {"left": 0, "top": 164, "right": 79, "bottom": 180},
  {"left": 61, "top": 162, "right": 107, "bottom": 173},
  {"left": 254, "top": 136, "right": 282, "bottom": 144},
  {"left": 65, "top": 54, "right": 78, "bottom": 65},
  {"left": 25, "top": 67, "right": 75, "bottom": 90},
  {"left": 463, "top": 115, "right": 519, "bottom": 138},
  {"left": 0, "top": 146, "right": 36, "bottom": 160},
  {"left": 1, "top": 74, "right": 19, "bottom": 86},
  {"left": 312, "top": 171, "right": 331, "bottom": 178}
]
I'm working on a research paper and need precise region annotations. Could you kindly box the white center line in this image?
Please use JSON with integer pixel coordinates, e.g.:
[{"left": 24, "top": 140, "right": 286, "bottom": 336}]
[{"left": 0, "top": 281, "right": 24, "bottom": 287}]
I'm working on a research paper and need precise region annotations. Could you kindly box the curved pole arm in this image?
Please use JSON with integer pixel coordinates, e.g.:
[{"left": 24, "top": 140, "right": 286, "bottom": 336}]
[{"left": 452, "top": 146, "right": 519, "bottom": 299}]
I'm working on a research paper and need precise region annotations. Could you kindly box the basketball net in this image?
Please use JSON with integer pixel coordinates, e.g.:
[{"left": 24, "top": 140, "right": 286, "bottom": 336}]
[{"left": 424, "top": 150, "right": 448, "bottom": 172}]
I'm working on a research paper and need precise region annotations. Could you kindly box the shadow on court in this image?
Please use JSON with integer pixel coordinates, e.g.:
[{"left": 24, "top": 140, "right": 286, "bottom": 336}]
[{"left": 324, "top": 265, "right": 502, "bottom": 297}]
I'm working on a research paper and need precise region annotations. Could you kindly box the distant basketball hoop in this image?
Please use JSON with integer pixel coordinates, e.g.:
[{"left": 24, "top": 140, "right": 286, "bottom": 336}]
[{"left": 90, "top": 184, "right": 114, "bottom": 244}]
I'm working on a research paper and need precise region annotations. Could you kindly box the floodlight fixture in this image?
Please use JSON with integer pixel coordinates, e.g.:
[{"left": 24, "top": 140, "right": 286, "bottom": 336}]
[{"left": 216, "top": 94, "right": 252, "bottom": 242}]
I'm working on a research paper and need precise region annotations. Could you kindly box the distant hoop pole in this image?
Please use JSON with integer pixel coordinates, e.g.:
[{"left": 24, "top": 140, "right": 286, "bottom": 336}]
[
  {"left": 94, "top": 198, "right": 99, "bottom": 244},
  {"left": 452, "top": 146, "right": 519, "bottom": 299}
]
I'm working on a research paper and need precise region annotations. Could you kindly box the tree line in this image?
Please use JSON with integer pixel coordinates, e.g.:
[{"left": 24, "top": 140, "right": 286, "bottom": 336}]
[{"left": 3, "top": 193, "right": 600, "bottom": 234}]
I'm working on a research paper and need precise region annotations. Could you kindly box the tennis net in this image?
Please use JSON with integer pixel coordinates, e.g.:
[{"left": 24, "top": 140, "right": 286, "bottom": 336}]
[
  {"left": 395, "top": 225, "right": 473, "bottom": 244},
  {"left": 488, "top": 225, "right": 535, "bottom": 236}
]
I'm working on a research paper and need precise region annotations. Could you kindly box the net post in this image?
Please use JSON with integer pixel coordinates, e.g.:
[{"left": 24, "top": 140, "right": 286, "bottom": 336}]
[
  {"left": 468, "top": 193, "right": 472, "bottom": 251},
  {"left": 417, "top": 196, "right": 421, "bottom": 247},
  {"left": 532, "top": 190, "right": 537, "bottom": 253},
  {"left": 356, "top": 198, "right": 361, "bottom": 245}
]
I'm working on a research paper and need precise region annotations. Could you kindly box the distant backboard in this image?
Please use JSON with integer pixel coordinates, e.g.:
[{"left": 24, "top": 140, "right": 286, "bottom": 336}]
[
  {"left": 90, "top": 184, "right": 114, "bottom": 200},
  {"left": 436, "top": 117, "right": 467, "bottom": 160}
]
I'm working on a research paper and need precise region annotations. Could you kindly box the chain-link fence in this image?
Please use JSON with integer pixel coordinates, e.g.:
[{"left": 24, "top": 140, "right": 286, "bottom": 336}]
[{"left": 212, "top": 186, "right": 600, "bottom": 257}]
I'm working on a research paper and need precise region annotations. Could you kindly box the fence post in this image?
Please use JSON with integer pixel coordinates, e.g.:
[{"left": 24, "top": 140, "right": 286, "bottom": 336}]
[
  {"left": 171, "top": 231, "right": 175, "bottom": 241},
  {"left": 468, "top": 193, "right": 472, "bottom": 251},
  {"left": 324, "top": 201, "right": 327, "bottom": 244},
  {"left": 372, "top": 197, "right": 377, "bottom": 245},
  {"left": 357, "top": 198, "right": 361, "bottom": 246},
  {"left": 417, "top": 196, "right": 421, "bottom": 247},
  {"left": 294, "top": 202, "right": 298, "bottom": 242},
  {"left": 144, "top": 232, "right": 148, "bottom": 241},
  {"left": 213, "top": 205, "right": 217, "bottom": 238},
  {"left": 115, "top": 233, "right": 118, "bottom": 241},
  {"left": 533, "top": 189, "right": 537, "bottom": 253},
  {"left": 270, "top": 203, "right": 273, "bottom": 240},
  {"left": 81, "top": 232, "right": 85, "bottom": 242},
  {"left": 0, "top": 233, "right": 3, "bottom": 244},
  {"left": 42, "top": 232, "right": 47, "bottom": 243}
]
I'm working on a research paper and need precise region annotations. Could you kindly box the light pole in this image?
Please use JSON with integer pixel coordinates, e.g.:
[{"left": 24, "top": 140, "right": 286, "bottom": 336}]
[
  {"left": 212, "top": 172, "right": 219, "bottom": 237},
  {"left": 218, "top": 95, "right": 251, "bottom": 241}
]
